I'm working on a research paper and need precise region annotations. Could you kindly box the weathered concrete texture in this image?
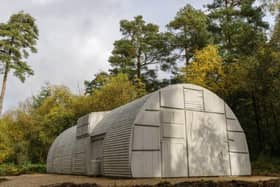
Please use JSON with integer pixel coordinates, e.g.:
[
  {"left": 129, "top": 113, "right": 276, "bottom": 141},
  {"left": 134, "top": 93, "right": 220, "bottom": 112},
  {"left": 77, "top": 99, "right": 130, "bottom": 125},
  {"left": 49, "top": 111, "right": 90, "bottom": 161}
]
[{"left": 47, "top": 84, "right": 251, "bottom": 178}]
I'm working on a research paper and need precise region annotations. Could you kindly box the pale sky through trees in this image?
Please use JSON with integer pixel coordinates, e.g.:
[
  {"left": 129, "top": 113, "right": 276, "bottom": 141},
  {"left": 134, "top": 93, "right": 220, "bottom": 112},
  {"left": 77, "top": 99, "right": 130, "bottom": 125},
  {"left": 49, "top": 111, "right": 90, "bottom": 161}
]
[{"left": 0, "top": 0, "right": 274, "bottom": 112}]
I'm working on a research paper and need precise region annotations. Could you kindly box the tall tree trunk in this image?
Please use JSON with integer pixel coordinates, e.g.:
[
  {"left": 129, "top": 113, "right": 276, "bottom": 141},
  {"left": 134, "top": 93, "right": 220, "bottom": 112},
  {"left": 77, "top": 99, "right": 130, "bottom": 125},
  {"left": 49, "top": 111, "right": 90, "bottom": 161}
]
[
  {"left": 136, "top": 54, "right": 141, "bottom": 80},
  {"left": 185, "top": 48, "right": 189, "bottom": 79},
  {"left": 0, "top": 62, "right": 10, "bottom": 114},
  {"left": 185, "top": 48, "right": 189, "bottom": 67}
]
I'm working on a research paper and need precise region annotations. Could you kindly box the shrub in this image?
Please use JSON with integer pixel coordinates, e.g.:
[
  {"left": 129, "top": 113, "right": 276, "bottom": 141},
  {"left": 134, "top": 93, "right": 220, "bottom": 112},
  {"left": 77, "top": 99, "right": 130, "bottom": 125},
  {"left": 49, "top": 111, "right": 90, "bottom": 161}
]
[
  {"left": 252, "top": 156, "right": 280, "bottom": 176},
  {"left": 0, "top": 163, "right": 46, "bottom": 176}
]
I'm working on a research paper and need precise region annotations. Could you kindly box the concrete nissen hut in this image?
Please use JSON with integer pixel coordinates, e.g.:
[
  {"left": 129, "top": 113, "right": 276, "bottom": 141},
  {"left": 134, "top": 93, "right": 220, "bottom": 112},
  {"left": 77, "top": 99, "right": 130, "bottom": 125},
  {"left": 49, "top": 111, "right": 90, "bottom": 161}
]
[{"left": 47, "top": 84, "right": 251, "bottom": 178}]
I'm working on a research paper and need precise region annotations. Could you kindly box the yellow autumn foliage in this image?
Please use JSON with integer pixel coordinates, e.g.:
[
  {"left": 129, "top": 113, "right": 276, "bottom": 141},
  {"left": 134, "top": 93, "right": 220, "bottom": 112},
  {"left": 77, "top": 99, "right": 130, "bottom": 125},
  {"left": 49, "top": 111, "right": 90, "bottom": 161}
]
[{"left": 184, "top": 44, "right": 225, "bottom": 94}]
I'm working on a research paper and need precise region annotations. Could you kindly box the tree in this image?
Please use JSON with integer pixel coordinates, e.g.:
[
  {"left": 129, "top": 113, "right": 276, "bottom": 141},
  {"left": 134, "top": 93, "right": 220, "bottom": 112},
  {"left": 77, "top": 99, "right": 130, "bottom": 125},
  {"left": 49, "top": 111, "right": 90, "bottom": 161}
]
[
  {"left": 90, "top": 73, "right": 145, "bottom": 111},
  {"left": 167, "top": 4, "right": 210, "bottom": 67},
  {"left": 207, "top": 0, "right": 268, "bottom": 62},
  {"left": 0, "top": 11, "right": 39, "bottom": 114},
  {"left": 184, "top": 45, "right": 225, "bottom": 94},
  {"left": 261, "top": 0, "right": 280, "bottom": 14},
  {"left": 109, "top": 16, "right": 174, "bottom": 91},
  {"left": 84, "top": 72, "right": 110, "bottom": 95},
  {"left": 271, "top": 14, "right": 280, "bottom": 50}
]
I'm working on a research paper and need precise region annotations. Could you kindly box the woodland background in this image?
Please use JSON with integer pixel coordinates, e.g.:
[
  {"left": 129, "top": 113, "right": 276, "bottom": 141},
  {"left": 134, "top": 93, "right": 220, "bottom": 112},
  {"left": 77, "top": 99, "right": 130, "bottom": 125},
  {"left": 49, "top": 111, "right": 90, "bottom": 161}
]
[{"left": 0, "top": 0, "right": 280, "bottom": 175}]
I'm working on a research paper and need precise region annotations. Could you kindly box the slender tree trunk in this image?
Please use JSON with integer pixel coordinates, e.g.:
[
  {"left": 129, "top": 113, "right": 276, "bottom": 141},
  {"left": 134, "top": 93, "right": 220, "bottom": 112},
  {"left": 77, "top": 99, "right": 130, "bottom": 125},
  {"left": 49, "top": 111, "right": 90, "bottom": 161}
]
[
  {"left": 136, "top": 54, "right": 141, "bottom": 80},
  {"left": 185, "top": 48, "right": 189, "bottom": 67},
  {"left": 185, "top": 48, "right": 189, "bottom": 79},
  {"left": 0, "top": 62, "right": 10, "bottom": 114}
]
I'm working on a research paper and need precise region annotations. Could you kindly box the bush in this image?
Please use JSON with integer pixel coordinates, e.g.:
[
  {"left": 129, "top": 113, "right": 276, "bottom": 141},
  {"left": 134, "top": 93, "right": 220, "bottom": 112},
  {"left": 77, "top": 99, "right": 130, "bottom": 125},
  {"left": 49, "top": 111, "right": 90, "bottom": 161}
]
[
  {"left": 0, "top": 163, "right": 46, "bottom": 176},
  {"left": 252, "top": 156, "right": 280, "bottom": 176},
  {"left": 21, "top": 163, "right": 46, "bottom": 174}
]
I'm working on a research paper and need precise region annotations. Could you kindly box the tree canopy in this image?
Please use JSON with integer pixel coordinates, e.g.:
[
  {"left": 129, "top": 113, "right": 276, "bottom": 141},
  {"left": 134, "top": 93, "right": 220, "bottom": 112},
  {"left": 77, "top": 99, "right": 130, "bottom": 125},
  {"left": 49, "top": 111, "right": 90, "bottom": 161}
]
[
  {"left": 1, "top": 0, "right": 280, "bottom": 173},
  {"left": 0, "top": 11, "right": 38, "bottom": 113}
]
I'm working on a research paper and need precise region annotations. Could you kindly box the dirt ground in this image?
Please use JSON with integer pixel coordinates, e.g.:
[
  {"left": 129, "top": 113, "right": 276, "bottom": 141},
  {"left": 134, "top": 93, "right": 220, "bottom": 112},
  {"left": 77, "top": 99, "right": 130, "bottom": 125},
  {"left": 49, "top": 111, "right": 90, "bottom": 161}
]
[{"left": 0, "top": 174, "right": 279, "bottom": 187}]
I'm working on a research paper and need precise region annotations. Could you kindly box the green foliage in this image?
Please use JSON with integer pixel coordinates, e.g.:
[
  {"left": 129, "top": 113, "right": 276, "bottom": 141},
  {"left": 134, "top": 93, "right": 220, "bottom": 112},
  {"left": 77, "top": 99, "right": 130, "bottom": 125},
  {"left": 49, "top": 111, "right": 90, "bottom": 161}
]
[
  {"left": 261, "top": 0, "right": 280, "bottom": 14},
  {"left": 0, "top": 11, "right": 38, "bottom": 81},
  {"left": 89, "top": 73, "right": 144, "bottom": 111},
  {"left": 0, "top": 73, "right": 141, "bottom": 166},
  {"left": 183, "top": 45, "right": 225, "bottom": 94},
  {"left": 0, "top": 163, "right": 45, "bottom": 176},
  {"left": 1, "top": 0, "right": 280, "bottom": 175},
  {"left": 252, "top": 156, "right": 280, "bottom": 176},
  {"left": 109, "top": 16, "right": 174, "bottom": 91},
  {"left": 167, "top": 4, "right": 210, "bottom": 65},
  {"left": 207, "top": 0, "right": 268, "bottom": 62},
  {"left": 0, "top": 11, "right": 39, "bottom": 113},
  {"left": 271, "top": 14, "right": 280, "bottom": 50},
  {"left": 84, "top": 72, "right": 110, "bottom": 95}
]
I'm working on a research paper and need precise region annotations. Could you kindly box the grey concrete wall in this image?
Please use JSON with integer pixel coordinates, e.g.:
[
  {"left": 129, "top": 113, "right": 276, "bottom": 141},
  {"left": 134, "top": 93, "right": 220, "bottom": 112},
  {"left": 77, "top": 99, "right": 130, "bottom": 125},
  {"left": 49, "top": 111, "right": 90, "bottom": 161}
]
[
  {"left": 46, "top": 112, "right": 108, "bottom": 175},
  {"left": 130, "top": 84, "right": 251, "bottom": 178}
]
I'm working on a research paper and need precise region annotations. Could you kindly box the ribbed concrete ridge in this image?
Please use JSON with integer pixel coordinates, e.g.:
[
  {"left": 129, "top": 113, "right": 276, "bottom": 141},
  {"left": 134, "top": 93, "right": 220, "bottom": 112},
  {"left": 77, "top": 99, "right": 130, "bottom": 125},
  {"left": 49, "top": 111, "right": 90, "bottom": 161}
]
[{"left": 46, "top": 84, "right": 251, "bottom": 178}]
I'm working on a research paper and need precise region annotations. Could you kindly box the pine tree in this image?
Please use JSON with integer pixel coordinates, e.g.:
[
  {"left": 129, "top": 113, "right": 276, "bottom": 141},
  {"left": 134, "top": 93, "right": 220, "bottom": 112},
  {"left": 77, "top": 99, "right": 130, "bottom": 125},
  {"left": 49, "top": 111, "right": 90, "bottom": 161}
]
[{"left": 0, "top": 11, "right": 39, "bottom": 113}]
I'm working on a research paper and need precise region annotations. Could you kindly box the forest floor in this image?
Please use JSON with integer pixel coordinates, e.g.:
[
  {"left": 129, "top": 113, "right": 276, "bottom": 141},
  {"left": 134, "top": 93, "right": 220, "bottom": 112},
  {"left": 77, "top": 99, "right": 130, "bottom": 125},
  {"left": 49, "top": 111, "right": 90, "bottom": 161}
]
[{"left": 0, "top": 174, "right": 279, "bottom": 187}]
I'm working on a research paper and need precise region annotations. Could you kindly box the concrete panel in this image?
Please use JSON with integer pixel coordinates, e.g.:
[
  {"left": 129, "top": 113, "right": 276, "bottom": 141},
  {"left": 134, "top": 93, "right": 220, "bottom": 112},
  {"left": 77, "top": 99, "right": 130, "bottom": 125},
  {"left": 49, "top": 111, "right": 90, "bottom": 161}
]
[
  {"left": 91, "top": 139, "right": 103, "bottom": 160},
  {"left": 203, "top": 89, "right": 225, "bottom": 113},
  {"left": 131, "top": 151, "right": 161, "bottom": 177},
  {"left": 227, "top": 119, "right": 243, "bottom": 132},
  {"left": 76, "top": 124, "right": 88, "bottom": 137},
  {"left": 133, "top": 126, "right": 160, "bottom": 150},
  {"left": 160, "top": 109, "right": 185, "bottom": 124},
  {"left": 184, "top": 88, "right": 204, "bottom": 111},
  {"left": 72, "top": 152, "right": 86, "bottom": 174},
  {"left": 61, "top": 155, "right": 72, "bottom": 174},
  {"left": 230, "top": 153, "right": 251, "bottom": 175},
  {"left": 77, "top": 112, "right": 109, "bottom": 136},
  {"left": 225, "top": 104, "right": 237, "bottom": 119},
  {"left": 143, "top": 92, "right": 160, "bottom": 110},
  {"left": 228, "top": 132, "right": 248, "bottom": 153},
  {"left": 134, "top": 111, "right": 160, "bottom": 126},
  {"left": 162, "top": 124, "right": 185, "bottom": 138},
  {"left": 186, "top": 111, "right": 230, "bottom": 176},
  {"left": 160, "top": 86, "right": 184, "bottom": 109},
  {"left": 88, "top": 112, "right": 109, "bottom": 133},
  {"left": 72, "top": 138, "right": 87, "bottom": 174},
  {"left": 47, "top": 126, "right": 76, "bottom": 174},
  {"left": 162, "top": 141, "right": 188, "bottom": 177}
]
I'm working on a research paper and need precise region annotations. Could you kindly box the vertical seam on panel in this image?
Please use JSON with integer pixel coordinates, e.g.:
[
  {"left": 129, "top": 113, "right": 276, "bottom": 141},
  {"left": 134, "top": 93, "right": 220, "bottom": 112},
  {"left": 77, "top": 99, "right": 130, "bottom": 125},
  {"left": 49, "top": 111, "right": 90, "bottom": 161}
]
[
  {"left": 159, "top": 91, "right": 163, "bottom": 177},
  {"left": 183, "top": 88, "right": 190, "bottom": 176},
  {"left": 129, "top": 121, "right": 136, "bottom": 177},
  {"left": 160, "top": 141, "right": 163, "bottom": 177},
  {"left": 202, "top": 89, "right": 206, "bottom": 112},
  {"left": 225, "top": 103, "right": 232, "bottom": 175},
  {"left": 159, "top": 91, "right": 162, "bottom": 107}
]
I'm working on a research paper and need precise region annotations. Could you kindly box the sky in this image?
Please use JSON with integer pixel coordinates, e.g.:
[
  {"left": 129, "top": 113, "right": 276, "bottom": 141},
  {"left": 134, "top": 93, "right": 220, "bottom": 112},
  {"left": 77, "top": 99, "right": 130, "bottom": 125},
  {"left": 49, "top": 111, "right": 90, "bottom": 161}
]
[{"left": 0, "top": 0, "right": 274, "bottom": 112}]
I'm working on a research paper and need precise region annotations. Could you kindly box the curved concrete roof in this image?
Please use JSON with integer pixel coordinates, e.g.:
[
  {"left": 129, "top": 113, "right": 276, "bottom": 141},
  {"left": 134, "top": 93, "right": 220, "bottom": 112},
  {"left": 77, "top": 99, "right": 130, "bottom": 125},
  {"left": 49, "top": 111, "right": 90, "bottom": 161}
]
[{"left": 47, "top": 84, "right": 250, "bottom": 177}]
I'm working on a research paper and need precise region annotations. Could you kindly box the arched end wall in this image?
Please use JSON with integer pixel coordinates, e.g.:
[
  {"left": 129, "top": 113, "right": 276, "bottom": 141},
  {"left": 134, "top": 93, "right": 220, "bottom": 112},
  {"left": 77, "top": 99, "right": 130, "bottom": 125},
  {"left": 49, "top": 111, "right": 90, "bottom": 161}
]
[
  {"left": 46, "top": 112, "right": 109, "bottom": 175},
  {"left": 46, "top": 126, "right": 76, "bottom": 174},
  {"left": 130, "top": 84, "right": 251, "bottom": 178}
]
